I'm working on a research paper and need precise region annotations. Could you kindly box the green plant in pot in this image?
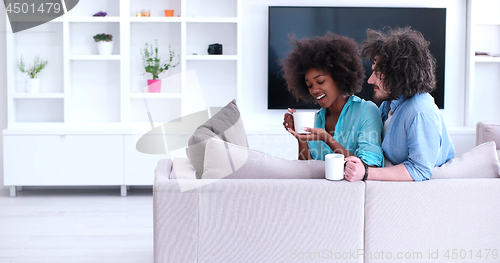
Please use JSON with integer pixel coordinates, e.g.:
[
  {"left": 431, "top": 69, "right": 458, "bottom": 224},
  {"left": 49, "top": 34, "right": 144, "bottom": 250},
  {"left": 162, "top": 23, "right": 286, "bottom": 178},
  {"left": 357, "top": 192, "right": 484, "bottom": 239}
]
[
  {"left": 93, "top": 33, "right": 113, "bottom": 55},
  {"left": 140, "top": 40, "right": 179, "bottom": 93},
  {"left": 18, "top": 55, "right": 48, "bottom": 93}
]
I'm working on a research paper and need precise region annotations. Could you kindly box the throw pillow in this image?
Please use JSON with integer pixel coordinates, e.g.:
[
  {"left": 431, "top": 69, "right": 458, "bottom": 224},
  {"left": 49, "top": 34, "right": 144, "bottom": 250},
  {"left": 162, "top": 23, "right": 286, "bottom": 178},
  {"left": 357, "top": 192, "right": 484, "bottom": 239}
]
[
  {"left": 186, "top": 99, "right": 248, "bottom": 178},
  {"left": 432, "top": 141, "right": 500, "bottom": 179},
  {"left": 202, "top": 137, "right": 325, "bottom": 179}
]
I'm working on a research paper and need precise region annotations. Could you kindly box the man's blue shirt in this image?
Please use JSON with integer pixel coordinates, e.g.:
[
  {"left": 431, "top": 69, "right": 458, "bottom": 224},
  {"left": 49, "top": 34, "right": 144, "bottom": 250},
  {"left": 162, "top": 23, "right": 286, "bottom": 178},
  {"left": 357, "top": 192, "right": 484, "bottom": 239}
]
[{"left": 380, "top": 93, "right": 455, "bottom": 181}]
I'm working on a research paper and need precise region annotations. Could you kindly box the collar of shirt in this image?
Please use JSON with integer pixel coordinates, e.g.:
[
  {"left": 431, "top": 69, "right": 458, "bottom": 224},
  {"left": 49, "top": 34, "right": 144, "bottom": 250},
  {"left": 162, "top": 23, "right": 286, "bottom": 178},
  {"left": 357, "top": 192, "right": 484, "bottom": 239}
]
[{"left": 390, "top": 95, "right": 406, "bottom": 114}]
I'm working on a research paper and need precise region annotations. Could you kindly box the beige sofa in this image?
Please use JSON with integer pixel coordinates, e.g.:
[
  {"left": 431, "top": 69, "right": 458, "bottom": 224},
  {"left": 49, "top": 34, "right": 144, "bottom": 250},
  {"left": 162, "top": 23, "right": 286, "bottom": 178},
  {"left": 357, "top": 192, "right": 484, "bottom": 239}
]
[{"left": 154, "top": 158, "right": 500, "bottom": 263}]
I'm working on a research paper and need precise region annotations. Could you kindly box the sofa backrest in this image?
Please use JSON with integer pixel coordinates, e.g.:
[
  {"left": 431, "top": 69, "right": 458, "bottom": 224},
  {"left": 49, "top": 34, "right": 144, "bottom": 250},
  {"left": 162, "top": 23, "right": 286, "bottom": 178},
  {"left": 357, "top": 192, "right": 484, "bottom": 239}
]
[{"left": 477, "top": 122, "right": 500, "bottom": 151}]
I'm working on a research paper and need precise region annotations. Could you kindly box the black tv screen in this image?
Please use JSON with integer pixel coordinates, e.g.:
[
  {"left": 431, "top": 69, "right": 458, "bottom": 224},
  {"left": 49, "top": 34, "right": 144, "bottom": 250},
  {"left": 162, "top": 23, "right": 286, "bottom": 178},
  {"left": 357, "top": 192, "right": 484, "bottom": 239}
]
[{"left": 268, "top": 7, "right": 446, "bottom": 109}]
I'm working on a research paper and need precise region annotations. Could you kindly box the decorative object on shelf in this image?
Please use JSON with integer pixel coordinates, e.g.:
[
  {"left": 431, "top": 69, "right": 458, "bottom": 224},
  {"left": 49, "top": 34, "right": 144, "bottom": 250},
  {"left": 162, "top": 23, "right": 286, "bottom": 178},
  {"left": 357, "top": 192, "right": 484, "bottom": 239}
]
[
  {"left": 93, "top": 33, "right": 114, "bottom": 55},
  {"left": 141, "top": 9, "right": 151, "bottom": 17},
  {"left": 93, "top": 11, "right": 107, "bottom": 17},
  {"left": 140, "top": 40, "right": 180, "bottom": 93},
  {"left": 475, "top": 51, "right": 500, "bottom": 57},
  {"left": 136, "top": 12, "right": 142, "bottom": 17},
  {"left": 164, "top": 10, "right": 174, "bottom": 17},
  {"left": 17, "top": 55, "right": 48, "bottom": 93},
  {"left": 208, "top": 43, "right": 223, "bottom": 55}
]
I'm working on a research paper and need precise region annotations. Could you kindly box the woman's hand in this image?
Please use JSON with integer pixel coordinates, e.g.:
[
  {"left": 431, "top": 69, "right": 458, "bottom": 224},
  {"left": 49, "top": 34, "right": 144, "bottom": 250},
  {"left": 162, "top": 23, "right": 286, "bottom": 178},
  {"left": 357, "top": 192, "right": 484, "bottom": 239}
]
[
  {"left": 344, "top": 156, "right": 365, "bottom": 182},
  {"left": 283, "top": 108, "right": 296, "bottom": 132},
  {"left": 287, "top": 127, "right": 332, "bottom": 143}
]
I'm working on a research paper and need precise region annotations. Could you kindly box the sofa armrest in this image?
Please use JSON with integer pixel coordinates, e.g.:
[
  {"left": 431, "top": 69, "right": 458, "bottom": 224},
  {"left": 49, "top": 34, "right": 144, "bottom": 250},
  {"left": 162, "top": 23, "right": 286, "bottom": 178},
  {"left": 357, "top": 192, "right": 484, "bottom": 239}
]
[
  {"left": 154, "top": 158, "right": 172, "bottom": 181},
  {"left": 153, "top": 158, "right": 198, "bottom": 263}
]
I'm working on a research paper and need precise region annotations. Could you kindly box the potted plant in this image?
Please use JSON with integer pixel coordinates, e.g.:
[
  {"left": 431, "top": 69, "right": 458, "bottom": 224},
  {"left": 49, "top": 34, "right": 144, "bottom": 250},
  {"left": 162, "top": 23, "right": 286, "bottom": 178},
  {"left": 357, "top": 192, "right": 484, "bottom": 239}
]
[
  {"left": 93, "top": 33, "right": 113, "bottom": 55},
  {"left": 140, "top": 40, "right": 179, "bottom": 93},
  {"left": 17, "top": 55, "right": 48, "bottom": 93}
]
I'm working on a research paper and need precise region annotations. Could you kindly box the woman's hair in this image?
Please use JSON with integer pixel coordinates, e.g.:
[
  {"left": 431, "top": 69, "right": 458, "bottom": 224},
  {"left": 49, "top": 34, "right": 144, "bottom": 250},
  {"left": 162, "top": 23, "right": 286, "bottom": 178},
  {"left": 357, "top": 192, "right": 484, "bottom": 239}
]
[
  {"left": 361, "top": 27, "right": 437, "bottom": 99},
  {"left": 281, "top": 32, "right": 365, "bottom": 104}
]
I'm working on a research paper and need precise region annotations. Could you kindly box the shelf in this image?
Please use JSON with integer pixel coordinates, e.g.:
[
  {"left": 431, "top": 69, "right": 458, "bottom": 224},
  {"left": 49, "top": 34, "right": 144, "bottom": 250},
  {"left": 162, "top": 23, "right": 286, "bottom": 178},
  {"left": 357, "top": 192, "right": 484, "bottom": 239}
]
[
  {"left": 67, "top": 17, "right": 121, "bottom": 22},
  {"left": 3, "top": 124, "right": 136, "bottom": 135},
  {"left": 6, "top": 0, "right": 241, "bottom": 128},
  {"left": 474, "top": 56, "right": 500, "bottom": 62},
  {"left": 185, "top": 17, "right": 238, "bottom": 23},
  {"left": 69, "top": 55, "right": 121, "bottom": 60},
  {"left": 130, "top": 93, "right": 182, "bottom": 99},
  {"left": 476, "top": 20, "right": 500, "bottom": 25},
  {"left": 129, "top": 17, "right": 182, "bottom": 23},
  {"left": 185, "top": 55, "right": 238, "bottom": 60},
  {"left": 12, "top": 93, "right": 64, "bottom": 99},
  {"left": 14, "top": 98, "right": 64, "bottom": 123},
  {"left": 3, "top": 123, "right": 197, "bottom": 135}
]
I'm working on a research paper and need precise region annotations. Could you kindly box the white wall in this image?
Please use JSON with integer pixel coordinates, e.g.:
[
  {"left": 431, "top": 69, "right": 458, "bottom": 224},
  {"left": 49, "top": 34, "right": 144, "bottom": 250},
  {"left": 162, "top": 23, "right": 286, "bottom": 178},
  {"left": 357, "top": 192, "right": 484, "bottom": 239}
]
[{"left": 1, "top": 5, "right": 7, "bottom": 189}]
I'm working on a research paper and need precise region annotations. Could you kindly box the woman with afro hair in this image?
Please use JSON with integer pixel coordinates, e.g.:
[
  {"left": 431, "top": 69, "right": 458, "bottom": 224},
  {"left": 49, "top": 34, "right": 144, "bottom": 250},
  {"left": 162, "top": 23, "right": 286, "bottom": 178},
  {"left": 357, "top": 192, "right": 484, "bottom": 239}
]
[{"left": 282, "top": 32, "right": 384, "bottom": 170}]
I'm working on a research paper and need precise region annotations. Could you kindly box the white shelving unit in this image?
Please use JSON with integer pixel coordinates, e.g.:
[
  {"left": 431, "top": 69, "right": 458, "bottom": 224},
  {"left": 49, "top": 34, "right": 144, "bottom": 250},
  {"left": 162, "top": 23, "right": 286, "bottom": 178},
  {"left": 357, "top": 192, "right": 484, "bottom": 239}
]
[
  {"left": 4, "top": 0, "right": 243, "bottom": 196},
  {"left": 466, "top": 0, "right": 500, "bottom": 127}
]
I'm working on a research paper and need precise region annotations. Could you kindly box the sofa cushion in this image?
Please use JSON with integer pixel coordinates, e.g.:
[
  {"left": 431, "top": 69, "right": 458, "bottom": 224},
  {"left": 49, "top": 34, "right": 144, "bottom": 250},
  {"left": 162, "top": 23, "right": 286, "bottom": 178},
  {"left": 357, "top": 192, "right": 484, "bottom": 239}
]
[
  {"left": 203, "top": 137, "right": 326, "bottom": 179},
  {"left": 364, "top": 179, "right": 500, "bottom": 263},
  {"left": 197, "top": 179, "right": 365, "bottom": 262},
  {"left": 432, "top": 141, "right": 500, "bottom": 179},
  {"left": 186, "top": 100, "right": 248, "bottom": 178}
]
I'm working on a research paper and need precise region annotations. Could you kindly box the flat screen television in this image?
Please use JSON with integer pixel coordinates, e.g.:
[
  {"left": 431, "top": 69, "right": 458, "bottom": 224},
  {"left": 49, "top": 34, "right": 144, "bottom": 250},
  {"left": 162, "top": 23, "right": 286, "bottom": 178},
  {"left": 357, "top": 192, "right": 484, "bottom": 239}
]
[{"left": 268, "top": 6, "right": 446, "bottom": 109}]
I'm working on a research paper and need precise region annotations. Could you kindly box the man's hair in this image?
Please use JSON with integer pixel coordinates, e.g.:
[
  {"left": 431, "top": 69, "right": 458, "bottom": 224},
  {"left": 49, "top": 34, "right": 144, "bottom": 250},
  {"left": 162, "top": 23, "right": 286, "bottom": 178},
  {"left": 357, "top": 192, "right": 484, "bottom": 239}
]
[
  {"left": 361, "top": 27, "right": 437, "bottom": 99},
  {"left": 281, "top": 32, "right": 365, "bottom": 104}
]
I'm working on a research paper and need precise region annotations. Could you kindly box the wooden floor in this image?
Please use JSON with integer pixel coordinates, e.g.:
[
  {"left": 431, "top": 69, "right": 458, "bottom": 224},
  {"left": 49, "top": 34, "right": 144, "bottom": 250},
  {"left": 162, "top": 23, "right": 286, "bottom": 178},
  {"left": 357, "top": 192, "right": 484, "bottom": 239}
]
[{"left": 0, "top": 187, "right": 153, "bottom": 263}]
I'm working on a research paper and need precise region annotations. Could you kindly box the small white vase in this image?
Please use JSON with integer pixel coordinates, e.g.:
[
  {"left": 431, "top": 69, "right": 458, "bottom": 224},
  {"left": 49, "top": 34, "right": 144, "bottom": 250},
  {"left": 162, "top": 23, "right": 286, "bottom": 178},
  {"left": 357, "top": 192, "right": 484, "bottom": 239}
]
[
  {"left": 97, "top": 41, "right": 114, "bottom": 55},
  {"left": 25, "top": 79, "right": 41, "bottom": 93}
]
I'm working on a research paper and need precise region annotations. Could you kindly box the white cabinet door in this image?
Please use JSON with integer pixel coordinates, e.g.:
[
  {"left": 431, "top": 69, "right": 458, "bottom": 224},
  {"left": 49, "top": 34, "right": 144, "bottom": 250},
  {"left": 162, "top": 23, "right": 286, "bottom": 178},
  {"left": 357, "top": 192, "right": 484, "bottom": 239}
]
[{"left": 4, "top": 135, "right": 124, "bottom": 185}]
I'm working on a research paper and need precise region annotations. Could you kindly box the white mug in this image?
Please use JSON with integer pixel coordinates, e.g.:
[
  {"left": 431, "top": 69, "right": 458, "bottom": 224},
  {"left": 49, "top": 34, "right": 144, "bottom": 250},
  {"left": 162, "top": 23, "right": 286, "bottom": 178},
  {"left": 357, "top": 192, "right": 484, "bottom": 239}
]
[
  {"left": 325, "top": 153, "right": 345, "bottom": 181},
  {"left": 292, "top": 111, "right": 315, "bottom": 134}
]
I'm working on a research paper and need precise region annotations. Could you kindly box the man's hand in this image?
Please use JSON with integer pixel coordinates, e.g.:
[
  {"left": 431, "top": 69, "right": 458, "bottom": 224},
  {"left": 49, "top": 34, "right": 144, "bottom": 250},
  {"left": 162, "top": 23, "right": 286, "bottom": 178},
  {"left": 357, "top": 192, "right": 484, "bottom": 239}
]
[{"left": 344, "top": 156, "right": 366, "bottom": 182}]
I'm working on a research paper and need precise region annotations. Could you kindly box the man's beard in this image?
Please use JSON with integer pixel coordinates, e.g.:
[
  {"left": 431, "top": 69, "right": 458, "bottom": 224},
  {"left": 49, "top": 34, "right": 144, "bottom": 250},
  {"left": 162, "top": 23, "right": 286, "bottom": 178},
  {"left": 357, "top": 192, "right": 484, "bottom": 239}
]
[{"left": 373, "top": 87, "right": 392, "bottom": 103}]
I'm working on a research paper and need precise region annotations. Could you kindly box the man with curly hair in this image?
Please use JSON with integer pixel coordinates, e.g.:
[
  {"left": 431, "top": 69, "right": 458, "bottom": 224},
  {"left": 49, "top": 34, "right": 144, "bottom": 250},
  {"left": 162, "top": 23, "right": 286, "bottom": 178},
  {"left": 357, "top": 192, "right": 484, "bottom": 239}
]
[
  {"left": 282, "top": 32, "right": 384, "bottom": 169},
  {"left": 344, "top": 27, "right": 455, "bottom": 182}
]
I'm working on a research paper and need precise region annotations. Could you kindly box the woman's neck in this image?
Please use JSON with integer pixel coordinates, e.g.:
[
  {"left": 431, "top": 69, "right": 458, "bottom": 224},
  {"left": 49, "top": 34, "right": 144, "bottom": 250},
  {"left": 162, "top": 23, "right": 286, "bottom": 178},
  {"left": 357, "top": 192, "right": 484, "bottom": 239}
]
[{"left": 328, "top": 95, "right": 350, "bottom": 115}]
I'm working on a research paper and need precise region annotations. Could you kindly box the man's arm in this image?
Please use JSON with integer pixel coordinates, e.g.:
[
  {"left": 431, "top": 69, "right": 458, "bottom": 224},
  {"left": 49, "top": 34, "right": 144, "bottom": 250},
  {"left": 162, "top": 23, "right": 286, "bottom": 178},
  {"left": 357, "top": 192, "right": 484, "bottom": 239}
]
[
  {"left": 401, "top": 112, "right": 442, "bottom": 181},
  {"left": 344, "top": 156, "right": 413, "bottom": 181},
  {"left": 344, "top": 111, "right": 443, "bottom": 181},
  {"left": 363, "top": 163, "right": 413, "bottom": 181}
]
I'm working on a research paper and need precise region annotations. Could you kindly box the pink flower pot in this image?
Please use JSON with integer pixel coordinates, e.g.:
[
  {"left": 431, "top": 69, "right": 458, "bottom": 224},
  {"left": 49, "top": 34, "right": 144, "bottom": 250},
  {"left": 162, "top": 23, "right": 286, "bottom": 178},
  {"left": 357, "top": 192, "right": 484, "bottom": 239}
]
[{"left": 147, "top": 79, "right": 161, "bottom": 93}]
